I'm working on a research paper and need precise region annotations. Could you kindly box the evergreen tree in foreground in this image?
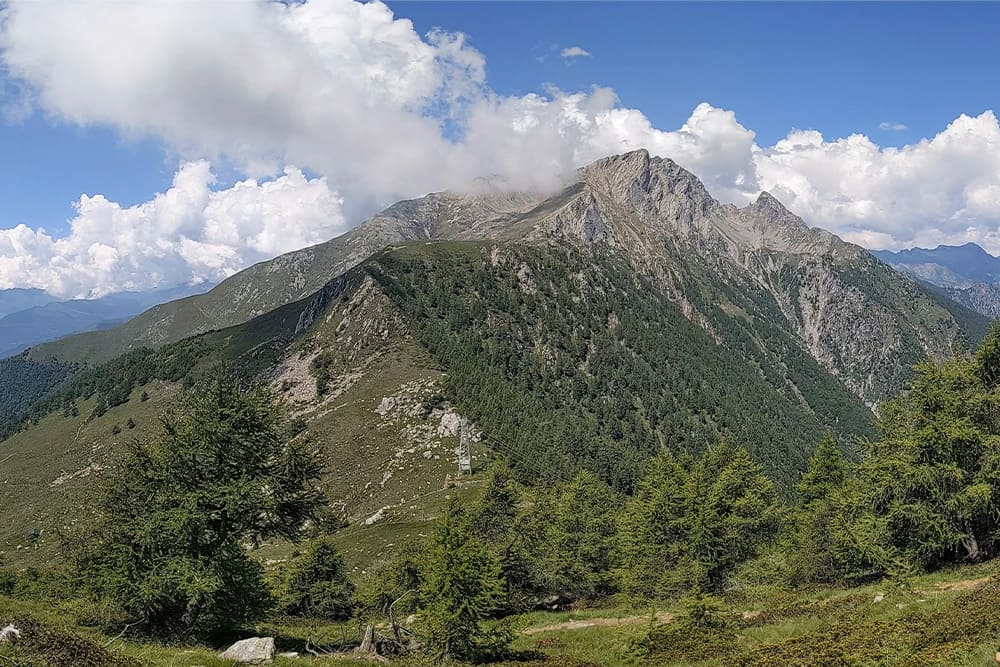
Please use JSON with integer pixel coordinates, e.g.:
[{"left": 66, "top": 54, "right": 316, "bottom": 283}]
[
  {"left": 280, "top": 538, "right": 356, "bottom": 621},
  {"left": 73, "top": 370, "right": 326, "bottom": 638},
  {"left": 841, "top": 323, "right": 1000, "bottom": 575},
  {"left": 419, "top": 500, "right": 510, "bottom": 663},
  {"left": 617, "top": 444, "right": 781, "bottom": 597},
  {"left": 788, "top": 433, "right": 853, "bottom": 584}
]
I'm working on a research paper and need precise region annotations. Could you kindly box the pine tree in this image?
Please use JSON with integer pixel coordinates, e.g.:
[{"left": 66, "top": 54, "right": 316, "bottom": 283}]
[
  {"left": 845, "top": 350, "right": 1000, "bottom": 574},
  {"left": 617, "top": 445, "right": 781, "bottom": 597},
  {"left": 419, "top": 500, "right": 510, "bottom": 662},
  {"left": 797, "top": 433, "right": 848, "bottom": 504},
  {"left": 788, "top": 434, "right": 852, "bottom": 583},
  {"left": 72, "top": 370, "right": 327, "bottom": 637},
  {"left": 280, "top": 538, "right": 355, "bottom": 620},
  {"left": 546, "top": 470, "right": 620, "bottom": 599}
]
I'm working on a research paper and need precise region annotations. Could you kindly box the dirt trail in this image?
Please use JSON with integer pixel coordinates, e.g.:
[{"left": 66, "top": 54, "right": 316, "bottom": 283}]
[
  {"left": 927, "top": 575, "right": 992, "bottom": 592},
  {"left": 523, "top": 611, "right": 673, "bottom": 635}
]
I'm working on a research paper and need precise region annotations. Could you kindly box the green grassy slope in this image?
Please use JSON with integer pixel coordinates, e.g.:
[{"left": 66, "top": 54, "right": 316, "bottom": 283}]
[
  {"left": 2, "top": 560, "right": 999, "bottom": 665},
  {"left": 0, "top": 383, "right": 181, "bottom": 566}
]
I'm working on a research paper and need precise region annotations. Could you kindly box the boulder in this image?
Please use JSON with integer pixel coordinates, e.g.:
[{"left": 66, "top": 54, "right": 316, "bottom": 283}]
[
  {"left": 219, "top": 636, "right": 275, "bottom": 664},
  {"left": 0, "top": 624, "right": 20, "bottom": 644},
  {"left": 437, "top": 411, "right": 463, "bottom": 437}
]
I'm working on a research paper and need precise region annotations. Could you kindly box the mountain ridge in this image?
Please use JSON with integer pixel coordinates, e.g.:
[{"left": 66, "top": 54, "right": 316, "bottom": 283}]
[
  {"left": 0, "top": 149, "right": 991, "bottom": 565},
  {"left": 1, "top": 149, "right": 987, "bottom": 423},
  {"left": 874, "top": 242, "right": 1000, "bottom": 316}
]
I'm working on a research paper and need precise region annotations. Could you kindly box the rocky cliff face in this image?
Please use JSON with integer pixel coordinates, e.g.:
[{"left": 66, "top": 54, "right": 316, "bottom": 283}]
[
  {"left": 939, "top": 282, "right": 1000, "bottom": 318},
  {"left": 507, "top": 149, "right": 973, "bottom": 403}
]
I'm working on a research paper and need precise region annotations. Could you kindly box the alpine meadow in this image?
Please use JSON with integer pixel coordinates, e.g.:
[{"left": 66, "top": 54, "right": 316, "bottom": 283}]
[{"left": 4, "top": 2, "right": 1000, "bottom": 666}]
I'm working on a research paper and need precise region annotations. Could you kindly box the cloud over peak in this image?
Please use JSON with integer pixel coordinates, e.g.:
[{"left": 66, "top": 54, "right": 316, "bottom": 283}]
[{"left": 3, "top": 0, "right": 1000, "bottom": 295}]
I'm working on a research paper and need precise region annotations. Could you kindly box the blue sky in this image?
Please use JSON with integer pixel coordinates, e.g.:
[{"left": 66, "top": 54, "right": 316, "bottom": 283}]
[
  {"left": 2, "top": 0, "right": 1000, "bottom": 296},
  {"left": 392, "top": 1, "right": 996, "bottom": 145}
]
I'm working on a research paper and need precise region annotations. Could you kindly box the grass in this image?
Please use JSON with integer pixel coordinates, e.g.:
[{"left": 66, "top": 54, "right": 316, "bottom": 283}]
[
  {"left": 2, "top": 562, "right": 999, "bottom": 665},
  {"left": 510, "top": 564, "right": 1000, "bottom": 667},
  {"left": 0, "top": 382, "right": 181, "bottom": 567},
  {"left": 0, "top": 267, "right": 481, "bottom": 572}
]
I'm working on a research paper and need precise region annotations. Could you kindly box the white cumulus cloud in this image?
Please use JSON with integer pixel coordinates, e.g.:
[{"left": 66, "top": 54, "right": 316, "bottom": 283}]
[
  {"left": 4, "top": 0, "right": 1000, "bottom": 297},
  {"left": 0, "top": 163, "right": 345, "bottom": 298}
]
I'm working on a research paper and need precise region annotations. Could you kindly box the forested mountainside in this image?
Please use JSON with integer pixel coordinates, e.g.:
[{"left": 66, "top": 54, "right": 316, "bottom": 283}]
[
  {"left": 20, "top": 190, "right": 544, "bottom": 366},
  {"left": 2, "top": 152, "right": 999, "bottom": 667},
  {"left": 0, "top": 151, "right": 986, "bottom": 431},
  {"left": 0, "top": 150, "right": 991, "bottom": 534},
  {"left": 505, "top": 151, "right": 985, "bottom": 404},
  {"left": 941, "top": 281, "right": 1000, "bottom": 317},
  {"left": 0, "top": 238, "right": 873, "bottom": 547},
  {"left": 3, "top": 237, "right": 1000, "bottom": 667},
  {"left": 370, "top": 241, "right": 873, "bottom": 488}
]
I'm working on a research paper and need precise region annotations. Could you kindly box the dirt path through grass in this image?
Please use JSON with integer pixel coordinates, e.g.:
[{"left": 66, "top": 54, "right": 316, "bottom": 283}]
[
  {"left": 523, "top": 611, "right": 674, "bottom": 635},
  {"left": 928, "top": 575, "right": 992, "bottom": 592}
]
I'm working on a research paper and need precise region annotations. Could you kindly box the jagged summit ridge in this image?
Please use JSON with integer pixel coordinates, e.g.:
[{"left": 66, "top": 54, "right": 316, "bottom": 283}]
[
  {"left": 515, "top": 150, "right": 970, "bottom": 403},
  {"left": 8, "top": 150, "right": 982, "bottom": 409}
]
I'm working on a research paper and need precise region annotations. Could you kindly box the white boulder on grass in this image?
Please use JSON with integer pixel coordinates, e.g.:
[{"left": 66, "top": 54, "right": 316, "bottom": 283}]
[
  {"left": 219, "top": 636, "right": 275, "bottom": 664},
  {"left": 0, "top": 624, "right": 20, "bottom": 643}
]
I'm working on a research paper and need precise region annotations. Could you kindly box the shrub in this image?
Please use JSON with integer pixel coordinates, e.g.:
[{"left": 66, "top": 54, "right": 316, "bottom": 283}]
[
  {"left": 0, "top": 568, "right": 15, "bottom": 595},
  {"left": 280, "top": 538, "right": 356, "bottom": 620}
]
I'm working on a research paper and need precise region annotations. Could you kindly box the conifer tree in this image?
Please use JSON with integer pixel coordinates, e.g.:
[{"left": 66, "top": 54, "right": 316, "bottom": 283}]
[
  {"left": 788, "top": 433, "right": 852, "bottom": 583},
  {"left": 419, "top": 500, "right": 510, "bottom": 662},
  {"left": 846, "top": 350, "right": 1000, "bottom": 573},
  {"left": 73, "top": 370, "right": 326, "bottom": 637},
  {"left": 617, "top": 444, "right": 781, "bottom": 597},
  {"left": 546, "top": 470, "right": 620, "bottom": 599},
  {"left": 797, "top": 433, "right": 848, "bottom": 504},
  {"left": 281, "top": 538, "right": 356, "bottom": 620}
]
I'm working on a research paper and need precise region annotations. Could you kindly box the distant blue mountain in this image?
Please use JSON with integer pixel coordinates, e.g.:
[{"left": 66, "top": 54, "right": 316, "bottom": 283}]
[
  {"left": 0, "top": 283, "right": 212, "bottom": 360},
  {"left": 0, "top": 288, "right": 59, "bottom": 318},
  {"left": 873, "top": 242, "right": 1000, "bottom": 288}
]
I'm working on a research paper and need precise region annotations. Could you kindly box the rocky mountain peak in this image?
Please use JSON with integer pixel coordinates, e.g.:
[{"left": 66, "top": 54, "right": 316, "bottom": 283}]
[
  {"left": 581, "top": 149, "right": 712, "bottom": 205},
  {"left": 751, "top": 190, "right": 788, "bottom": 216}
]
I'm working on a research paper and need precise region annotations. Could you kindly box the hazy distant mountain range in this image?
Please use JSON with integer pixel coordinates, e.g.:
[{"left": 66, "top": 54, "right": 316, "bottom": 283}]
[
  {"left": 0, "top": 283, "right": 212, "bottom": 359},
  {"left": 874, "top": 243, "right": 1000, "bottom": 317}
]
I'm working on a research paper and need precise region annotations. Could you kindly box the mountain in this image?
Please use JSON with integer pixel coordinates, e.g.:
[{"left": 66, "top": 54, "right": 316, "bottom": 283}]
[
  {"left": 874, "top": 243, "right": 1000, "bottom": 317},
  {"left": 935, "top": 281, "right": 1000, "bottom": 318},
  {"left": 508, "top": 151, "right": 984, "bottom": 404},
  {"left": 21, "top": 190, "right": 543, "bottom": 366},
  {"left": 873, "top": 242, "right": 1000, "bottom": 288},
  {"left": 11, "top": 151, "right": 985, "bottom": 404},
  {"left": 0, "top": 150, "right": 989, "bottom": 562},
  {"left": 0, "top": 283, "right": 212, "bottom": 360},
  {"left": 0, "top": 288, "right": 58, "bottom": 318}
]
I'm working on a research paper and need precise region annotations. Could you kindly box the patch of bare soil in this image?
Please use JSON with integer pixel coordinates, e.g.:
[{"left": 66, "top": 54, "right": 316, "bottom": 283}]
[{"left": 523, "top": 612, "right": 674, "bottom": 635}]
